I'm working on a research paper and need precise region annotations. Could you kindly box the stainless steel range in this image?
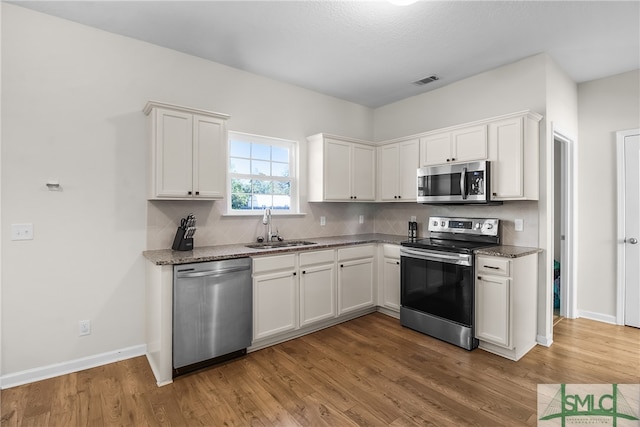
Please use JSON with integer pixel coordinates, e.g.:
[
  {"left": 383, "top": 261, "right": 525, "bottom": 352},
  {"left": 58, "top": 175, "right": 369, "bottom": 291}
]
[{"left": 400, "top": 216, "right": 500, "bottom": 350}]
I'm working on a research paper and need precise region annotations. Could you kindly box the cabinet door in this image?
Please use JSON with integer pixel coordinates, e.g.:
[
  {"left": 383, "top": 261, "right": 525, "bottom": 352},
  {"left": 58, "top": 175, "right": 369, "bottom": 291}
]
[
  {"left": 300, "top": 263, "right": 336, "bottom": 327},
  {"left": 378, "top": 144, "right": 400, "bottom": 201},
  {"left": 398, "top": 139, "right": 420, "bottom": 200},
  {"left": 476, "top": 275, "right": 511, "bottom": 348},
  {"left": 420, "top": 133, "right": 451, "bottom": 166},
  {"left": 382, "top": 257, "right": 400, "bottom": 311},
  {"left": 352, "top": 143, "right": 376, "bottom": 200},
  {"left": 253, "top": 270, "right": 297, "bottom": 340},
  {"left": 324, "top": 139, "right": 352, "bottom": 200},
  {"left": 338, "top": 258, "right": 374, "bottom": 315},
  {"left": 154, "top": 109, "right": 194, "bottom": 198},
  {"left": 193, "top": 114, "right": 225, "bottom": 199},
  {"left": 452, "top": 125, "right": 487, "bottom": 163},
  {"left": 489, "top": 117, "right": 524, "bottom": 199}
]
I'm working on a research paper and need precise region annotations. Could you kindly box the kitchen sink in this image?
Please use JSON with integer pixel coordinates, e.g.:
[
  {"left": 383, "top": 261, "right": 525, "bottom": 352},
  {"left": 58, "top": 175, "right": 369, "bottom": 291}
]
[{"left": 246, "top": 240, "right": 317, "bottom": 250}]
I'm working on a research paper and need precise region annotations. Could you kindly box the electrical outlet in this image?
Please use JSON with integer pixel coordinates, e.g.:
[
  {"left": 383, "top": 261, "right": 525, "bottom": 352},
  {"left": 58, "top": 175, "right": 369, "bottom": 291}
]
[
  {"left": 410, "top": 216, "right": 417, "bottom": 222},
  {"left": 11, "top": 223, "right": 34, "bottom": 241},
  {"left": 320, "top": 216, "right": 326, "bottom": 226},
  {"left": 515, "top": 219, "right": 524, "bottom": 232},
  {"left": 359, "top": 215, "right": 364, "bottom": 224},
  {"left": 79, "top": 320, "right": 91, "bottom": 336}
]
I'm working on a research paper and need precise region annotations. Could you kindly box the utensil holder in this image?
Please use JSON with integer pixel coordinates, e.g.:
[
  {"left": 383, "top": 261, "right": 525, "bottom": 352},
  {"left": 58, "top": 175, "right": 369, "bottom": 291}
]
[{"left": 172, "top": 227, "right": 194, "bottom": 251}]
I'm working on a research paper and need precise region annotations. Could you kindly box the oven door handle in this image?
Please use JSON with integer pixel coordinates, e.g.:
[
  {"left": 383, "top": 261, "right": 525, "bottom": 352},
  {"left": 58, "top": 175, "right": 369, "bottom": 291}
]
[{"left": 400, "top": 248, "right": 472, "bottom": 266}]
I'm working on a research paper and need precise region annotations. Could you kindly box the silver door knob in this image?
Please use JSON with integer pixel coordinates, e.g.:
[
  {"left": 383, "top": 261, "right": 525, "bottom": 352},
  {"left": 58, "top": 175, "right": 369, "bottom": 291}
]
[{"left": 628, "top": 238, "right": 638, "bottom": 244}]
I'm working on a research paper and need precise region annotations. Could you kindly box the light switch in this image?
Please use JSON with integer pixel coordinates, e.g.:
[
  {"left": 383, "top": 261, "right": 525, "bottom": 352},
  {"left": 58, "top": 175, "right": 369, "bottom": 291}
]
[
  {"left": 320, "top": 216, "right": 326, "bottom": 226},
  {"left": 514, "top": 219, "right": 524, "bottom": 232},
  {"left": 11, "top": 223, "right": 34, "bottom": 240}
]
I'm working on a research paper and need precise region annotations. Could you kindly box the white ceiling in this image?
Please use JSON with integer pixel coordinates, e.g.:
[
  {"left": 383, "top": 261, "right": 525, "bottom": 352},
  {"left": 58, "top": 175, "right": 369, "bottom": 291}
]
[{"left": 11, "top": 1, "right": 640, "bottom": 108}]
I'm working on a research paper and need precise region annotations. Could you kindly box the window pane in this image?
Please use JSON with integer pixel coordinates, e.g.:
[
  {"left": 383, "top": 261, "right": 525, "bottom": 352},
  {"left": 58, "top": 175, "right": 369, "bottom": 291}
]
[
  {"left": 273, "top": 181, "right": 290, "bottom": 195},
  {"left": 272, "top": 162, "right": 289, "bottom": 177},
  {"left": 272, "top": 146, "right": 289, "bottom": 163},
  {"left": 252, "top": 160, "right": 271, "bottom": 175},
  {"left": 252, "top": 143, "right": 270, "bottom": 161},
  {"left": 230, "top": 158, "right": 250, "bottom": 174},
  {"left": 228, "top": 132, "right": 296, "bottom": 213},
  {"left": 230, "top": 140, "right": 251, "bottom": 158},
  {"left": 252, "top": 180, "right": 272, "bottom": 195},
  {"left": 252, "top": 195, "right": 272, "bottom": 210},
  {"left": 231, "top": 178, "right": 251, "bottom": 193},
  {"left": 273, "top": 195, "right": 291, "bottom": 210},
  {"left": 231, "top": 193, "right": 252, "bottom": 210}
]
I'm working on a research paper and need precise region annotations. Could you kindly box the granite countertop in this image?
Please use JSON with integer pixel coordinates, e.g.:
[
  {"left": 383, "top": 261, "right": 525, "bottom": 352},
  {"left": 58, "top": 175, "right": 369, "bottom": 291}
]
[
  {"left": 474, "top": 245, "right": 542, "bottom": 258},
  {"left": 143, "top": 233, "right": 407, "bottom": 265}
]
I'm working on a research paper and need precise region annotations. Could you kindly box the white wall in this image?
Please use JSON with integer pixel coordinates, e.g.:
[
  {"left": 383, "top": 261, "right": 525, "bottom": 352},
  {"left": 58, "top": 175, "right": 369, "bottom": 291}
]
[
  {"left": 541, "top": 58, "right": 578, "bottom": 338},
  {"left": 1, "top": 4, "right": 373, "bottom": 376},
  {"left": 373, "top": 54, "right": 547, "bottom": 142},
  {"left": 577, "top": 70, "right": 640, "bottom": 322}
]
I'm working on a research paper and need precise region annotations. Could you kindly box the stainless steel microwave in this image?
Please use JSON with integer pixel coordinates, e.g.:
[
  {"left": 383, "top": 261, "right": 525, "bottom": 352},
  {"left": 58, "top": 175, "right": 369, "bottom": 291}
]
[{"left": 417, "top": 161, "right": 493, "bottom": 204}]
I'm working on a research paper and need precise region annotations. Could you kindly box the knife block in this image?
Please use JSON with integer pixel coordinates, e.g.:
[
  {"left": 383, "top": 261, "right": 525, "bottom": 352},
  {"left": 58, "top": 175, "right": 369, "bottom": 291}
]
[{"left": 172, "top": 227, "right": 194, "bottom": 251}]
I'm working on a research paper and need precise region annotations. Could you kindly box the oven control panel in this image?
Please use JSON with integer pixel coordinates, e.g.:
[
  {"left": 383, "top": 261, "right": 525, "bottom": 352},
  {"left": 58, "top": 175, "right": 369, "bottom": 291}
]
[{"left": 428, "top": 216, "right": 499, "bottom": 236}]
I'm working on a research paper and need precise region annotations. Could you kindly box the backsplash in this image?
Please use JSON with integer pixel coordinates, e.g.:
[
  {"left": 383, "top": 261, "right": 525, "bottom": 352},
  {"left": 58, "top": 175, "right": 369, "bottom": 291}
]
[
  {"left": 147, "top": 199, "right": 539, "bottom": 250},
  {"left": 146, "top": 200, "right": 376, "bottom": 250},
  {"left": 372, "top": 200, "right": 539, "bottom": 247}
]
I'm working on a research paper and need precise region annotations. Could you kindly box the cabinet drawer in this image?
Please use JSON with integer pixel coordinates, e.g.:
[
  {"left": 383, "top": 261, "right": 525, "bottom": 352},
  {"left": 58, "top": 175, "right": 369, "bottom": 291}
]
[
  {"left": 383, "top": 244, "right": 400, "bottom": 259},
  {"left": 477, "top": 256, "right": 510, "bottom": 277},
  {"left": 300, "top": 250, "right": 335, "bottom": 267},
  {"left": 338, "top": 245, "right": 375, "bottom": 261},
  {"left": 253, "top": 254, "right": 296, "bottom": 274}
]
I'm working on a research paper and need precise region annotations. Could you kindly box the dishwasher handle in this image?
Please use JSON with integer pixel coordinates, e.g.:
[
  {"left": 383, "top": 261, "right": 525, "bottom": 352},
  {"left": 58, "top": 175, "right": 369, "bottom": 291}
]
[{"left": 176, "top": 265, "right": 250, "bottom": 279}]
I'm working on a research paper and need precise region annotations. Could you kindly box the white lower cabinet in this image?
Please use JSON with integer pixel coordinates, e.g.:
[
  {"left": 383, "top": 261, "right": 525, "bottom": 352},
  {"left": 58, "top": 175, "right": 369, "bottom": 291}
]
[
  {"left": 380, "top": 244, "right": 400, "bottom": 312},
  {"left": 251, "top": 244, "right": 383, "bottom": 349},
  {"left": 337, "top": 245, "right": 375, "bottom": 315},
  {"left": 475, "top": 253, "right": 538, "bottom": 361},
  {"left": 475, "top": 274, "right": 510, "bottom": 347},
  {"left": 252, "top": 254, "right": 298, "bottom": 341},
  {"left": 299, "top": 250, "right": 336, "bottom": 327}
]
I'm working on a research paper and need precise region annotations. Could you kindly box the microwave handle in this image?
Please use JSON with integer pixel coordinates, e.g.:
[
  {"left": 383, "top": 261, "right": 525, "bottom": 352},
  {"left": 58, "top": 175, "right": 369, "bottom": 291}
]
[{"left": 460, "top": 167, "right": 467, "bottom": 200}]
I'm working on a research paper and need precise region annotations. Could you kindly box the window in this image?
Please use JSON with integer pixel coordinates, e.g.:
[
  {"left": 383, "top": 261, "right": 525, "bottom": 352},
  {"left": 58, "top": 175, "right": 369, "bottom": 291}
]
[{"left": 228, "top": 131, "right": 298, "bottom": 213}]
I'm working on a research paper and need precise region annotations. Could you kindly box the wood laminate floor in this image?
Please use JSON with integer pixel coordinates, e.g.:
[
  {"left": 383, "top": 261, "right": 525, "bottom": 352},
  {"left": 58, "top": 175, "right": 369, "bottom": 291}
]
[{"left": 1, "top": 313, "right": 639, "bottom": 426}]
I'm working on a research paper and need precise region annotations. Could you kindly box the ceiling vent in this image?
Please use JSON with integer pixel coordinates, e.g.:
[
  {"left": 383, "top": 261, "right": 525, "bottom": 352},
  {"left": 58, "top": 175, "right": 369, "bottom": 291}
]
[{"left": 413, "top": 75, "right": 440, "bottom": 86}]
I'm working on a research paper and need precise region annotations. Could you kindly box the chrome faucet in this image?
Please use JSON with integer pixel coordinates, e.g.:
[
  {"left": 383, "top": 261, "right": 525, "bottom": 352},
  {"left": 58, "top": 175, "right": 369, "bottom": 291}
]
[{"left": 262, "top": 208, "right": 273, "bottom": 242}]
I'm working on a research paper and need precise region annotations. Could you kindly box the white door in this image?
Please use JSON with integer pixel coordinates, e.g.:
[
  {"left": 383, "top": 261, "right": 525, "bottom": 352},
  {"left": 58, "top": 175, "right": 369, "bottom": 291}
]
[
  {"left": 352, "top": 143, "right": 376, "bottom": 200},
  {"left": 193, "top": 114, "right": 225, "bottom": 199},
  {"left": 378, "top": 144, "right": 400, "bottom": 201},
  {"left": 324, "top": 139, "right": 351, "bottom": 200},
  {"left": 623, "top": 132, "right": 640, "bottom": 327},
  {"left": 398, "top": 139, "right": 420, "bottom": 200},
  {"left": 299, "top": 263, "right": 336, "bottom": 327}
]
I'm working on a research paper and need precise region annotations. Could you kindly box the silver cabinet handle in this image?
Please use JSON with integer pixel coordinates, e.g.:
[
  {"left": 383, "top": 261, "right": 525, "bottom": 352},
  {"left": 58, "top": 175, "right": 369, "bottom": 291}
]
[{"left": 628, "top": 238, "right": 638, "bottom": 244}]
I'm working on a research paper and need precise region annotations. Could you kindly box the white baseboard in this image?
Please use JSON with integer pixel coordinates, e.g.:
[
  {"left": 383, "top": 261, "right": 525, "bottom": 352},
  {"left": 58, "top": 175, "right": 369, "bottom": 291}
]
[
  {"left": 577, "top": 310, "right": 618, "bottom": 325},
  {"left": 537, "top": 334, "right": 553, "bottom": 347},
  {"left": 0, "top": 344, "right": 146, "bottom": 389}
]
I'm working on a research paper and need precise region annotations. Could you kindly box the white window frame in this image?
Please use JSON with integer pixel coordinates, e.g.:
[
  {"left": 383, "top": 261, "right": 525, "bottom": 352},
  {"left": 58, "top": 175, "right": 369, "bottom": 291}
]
[{"left": 227, "top": 131, "right": 299, "bottom": 215}]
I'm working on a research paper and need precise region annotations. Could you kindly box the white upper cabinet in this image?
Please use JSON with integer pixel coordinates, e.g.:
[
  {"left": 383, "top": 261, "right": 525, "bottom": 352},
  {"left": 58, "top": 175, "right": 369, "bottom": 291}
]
[
  {"left": 488, "top": 112, "right": 542, "bottom": 200},
  {"left": 420, "top": 125, "right": 487, "bottom": 166},
  {"left": 308, "top": 134, "right": 376, "bottom": 202},
  {"left": 145, "top": 101, "right": 230, "bottom": 200},
  {"left": 378, "top": 139, "right": 419, "bottom": 201}
]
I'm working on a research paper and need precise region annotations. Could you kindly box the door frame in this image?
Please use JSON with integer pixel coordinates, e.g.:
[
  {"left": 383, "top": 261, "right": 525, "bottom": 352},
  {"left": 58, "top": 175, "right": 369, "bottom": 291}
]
[
  {"left": 616, "top": 128, "right": 640, "bottom": 325},
  {"left": 552, "top": 126, "right": 577, "bottom": 320}
]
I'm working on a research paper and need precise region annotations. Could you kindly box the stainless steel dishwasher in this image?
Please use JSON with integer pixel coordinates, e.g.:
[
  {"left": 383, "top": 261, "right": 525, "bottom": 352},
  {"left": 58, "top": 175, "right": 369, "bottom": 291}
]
[{"left": 173, "top": 257, "right": 252, "bottom": 376}]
